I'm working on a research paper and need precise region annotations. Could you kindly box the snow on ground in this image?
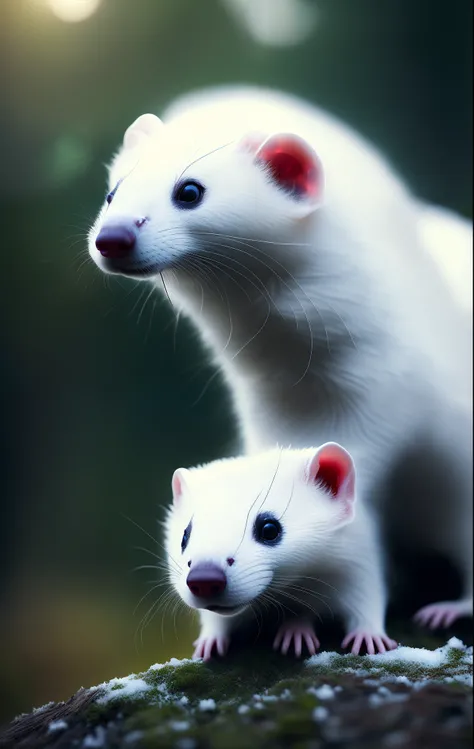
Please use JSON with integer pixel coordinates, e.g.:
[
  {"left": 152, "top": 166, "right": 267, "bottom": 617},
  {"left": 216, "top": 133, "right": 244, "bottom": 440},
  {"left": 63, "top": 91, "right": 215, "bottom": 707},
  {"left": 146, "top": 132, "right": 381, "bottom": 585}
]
[
  {"left": 82, "top": 725, "right": 107, "bottom": 748},
  {"left": 92, "top": 676, "right": 152, "bottom": 705},
  {"left": 198, "top": 698, "right": 217, "bottom": 711},
  {"left": 148, "top": 657, "right": 194, "bottom": 671},
  {"left": 365, "top": 637, "right": 469, "bottom": 667},
  {"left": 47, "top": 719, "right": 68, "bottom": 733},
  {"left": 18, "top": 637, "right": 462, "bottom": 720},
  {"left": 91, "top": 637, "right": 471, "bottom": 707},
  {"left": 26, "top": 638, "right": 471, "bottom": 718},
  {"left": 305, "top": 637, "right": 473, "bottom": 687}
]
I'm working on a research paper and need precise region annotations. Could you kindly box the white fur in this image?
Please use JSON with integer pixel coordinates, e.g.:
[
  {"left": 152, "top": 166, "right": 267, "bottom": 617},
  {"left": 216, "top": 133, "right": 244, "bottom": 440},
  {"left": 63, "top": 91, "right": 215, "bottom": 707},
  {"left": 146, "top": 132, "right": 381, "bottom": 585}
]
[
  {"left": 417, "top": 202, "right": 473, "bottom": 314},
  {"left": 88, "top": 86, "right": 473, "bottom": 622},
  {"left": 165, "top": 446, "right": 392, "bottom": 653}
]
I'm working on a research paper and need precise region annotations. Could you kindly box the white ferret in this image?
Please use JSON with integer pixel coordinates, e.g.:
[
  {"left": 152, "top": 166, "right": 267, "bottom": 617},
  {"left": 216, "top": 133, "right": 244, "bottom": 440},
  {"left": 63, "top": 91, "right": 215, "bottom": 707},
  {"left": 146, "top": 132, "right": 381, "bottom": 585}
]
[
  {"left": 88, "top": 86, "right": 473, "bottom": 630},
  {"left": 165, "top": 443, "right": 397, "bottom": 659}
]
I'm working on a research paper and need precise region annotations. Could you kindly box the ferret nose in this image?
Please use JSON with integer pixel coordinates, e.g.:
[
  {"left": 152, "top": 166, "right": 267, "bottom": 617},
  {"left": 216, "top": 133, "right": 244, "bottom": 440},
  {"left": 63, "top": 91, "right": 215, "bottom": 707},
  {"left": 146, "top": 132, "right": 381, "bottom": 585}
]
[
  {"left": 186, "top": 564, "right": 227, "bottom": 599},
  {"left": 95, "top": 225, "right": 136, "bottom": 259}
]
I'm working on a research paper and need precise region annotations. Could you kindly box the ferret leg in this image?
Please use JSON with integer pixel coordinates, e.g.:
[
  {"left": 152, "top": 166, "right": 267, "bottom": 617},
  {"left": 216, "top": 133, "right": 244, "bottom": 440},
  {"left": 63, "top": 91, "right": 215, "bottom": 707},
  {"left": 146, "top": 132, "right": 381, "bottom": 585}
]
[
  {"left": 338, "top": 533, "right": 397, "bottom": 655},
  {"left": 192, "top": 609, "right": 235, "bottom": 660},
  {"left": 414, "top": 598, "right": 473, "bottom": 629},
  {"left": 414, "top": 461, "right": 473, "bottom": 629},
  {"left": 273, "top": 618, "right": 320, "bottom": 657},
  {"left": 414, "top": 525, "right": 473, "bottom": 628}
]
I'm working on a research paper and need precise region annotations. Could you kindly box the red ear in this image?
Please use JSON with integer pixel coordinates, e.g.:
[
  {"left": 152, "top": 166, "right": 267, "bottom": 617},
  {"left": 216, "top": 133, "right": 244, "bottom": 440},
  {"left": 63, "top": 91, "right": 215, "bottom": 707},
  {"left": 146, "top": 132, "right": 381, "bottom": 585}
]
[
  {"left": 253, "top": 133, "right": 323, "bottom": 202},
  {"left": 307, "top": 442, "right": 355, "bottom": 501},
  {"left": 171, "top": 468, "right": 188, "bottom": 506}
]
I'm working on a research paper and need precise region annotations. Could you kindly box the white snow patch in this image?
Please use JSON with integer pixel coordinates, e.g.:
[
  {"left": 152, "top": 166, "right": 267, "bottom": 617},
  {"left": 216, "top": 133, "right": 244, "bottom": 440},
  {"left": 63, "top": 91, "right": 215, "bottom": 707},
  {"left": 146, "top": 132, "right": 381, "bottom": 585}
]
[
  {"left": 447, "top": 637, "right": 466, "bottom": 650},
  {"left": 32, "top": 701, "right": 55, "bottom": 715},
  {"left": 94, "top": 675, "right": 152, "bottom": 704},
  {"left": 368, "top": 687, "right": 408, "bottom": 707},
  {"left": 47, "top": 719, "right": 68, "bottom": 733},
  {"left": 306, "top": 650, "right": 336, "bottom": 666},
  {"left": 170, "top": 720, "right": 190, "bottom": 732},
  {"left": 305, "top": 639, "right": 473, "bottom": 687},
  {"left": 312, "top": 706, "right": 329, "bottom": 722},
  {"left": 149, "top": 657, "right": 193, "bottom": 671},
  {"left": 82, "top": 726, "right": 107, "bottom": 748},
  {"left": 445, "top": 673, "right": 472, "bottom": 686},
  {"left": 365, "top": 641, "right": 449, "bottom": 667},
  {"left": 198, "top": 698, "right": 217, "bottom": 712},
  {"left": 311, "top": 684, "right": 335, "bottom": 700}
]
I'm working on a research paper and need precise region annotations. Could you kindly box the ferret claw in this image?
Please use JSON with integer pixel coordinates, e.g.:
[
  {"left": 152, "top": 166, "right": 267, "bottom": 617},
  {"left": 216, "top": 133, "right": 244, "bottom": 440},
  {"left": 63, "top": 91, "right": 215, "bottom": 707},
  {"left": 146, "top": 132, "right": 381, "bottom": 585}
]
[
  {"left": 341, "top": 630, "right": 398, "bottom": 655},
  {"left": 413, "top": 600, "right": 473, "bottom": 630},
  {"left": 273, "top": 620, "right": 320, "bottom": 657},
  {"left": 192, "top": 635, "right": 230, "bottom": 661}
]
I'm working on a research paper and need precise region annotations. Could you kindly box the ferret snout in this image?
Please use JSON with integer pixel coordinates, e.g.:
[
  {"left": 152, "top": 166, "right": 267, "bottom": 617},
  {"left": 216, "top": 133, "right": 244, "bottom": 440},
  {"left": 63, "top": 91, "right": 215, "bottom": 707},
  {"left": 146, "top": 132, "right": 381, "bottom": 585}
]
[
  {"left": 95, "top": 219, "right": 147, "bottom": 259},
  {"left": 186, "top": 563, "right": 227, "bottom": 599}
]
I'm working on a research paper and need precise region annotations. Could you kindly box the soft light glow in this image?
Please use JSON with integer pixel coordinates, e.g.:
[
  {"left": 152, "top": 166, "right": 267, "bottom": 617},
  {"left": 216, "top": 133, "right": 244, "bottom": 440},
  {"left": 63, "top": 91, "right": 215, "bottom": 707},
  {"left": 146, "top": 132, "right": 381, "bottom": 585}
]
[
  {"left": 47, "top": 0, "right": 102, "bottom": 23},
  {"left": 223, "top": 0, "right": 318, "bottom": 47}
]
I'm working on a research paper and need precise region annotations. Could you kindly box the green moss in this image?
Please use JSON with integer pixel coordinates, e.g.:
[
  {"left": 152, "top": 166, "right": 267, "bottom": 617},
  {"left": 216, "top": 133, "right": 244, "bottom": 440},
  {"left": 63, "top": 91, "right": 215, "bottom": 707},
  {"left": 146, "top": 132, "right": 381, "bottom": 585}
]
[
  {"left": 270, "top": 712, "right": 318, "bottom": 742},
  {"left": 140, "top": 649, "right": 305, "bottom": 705},
  {"left": 446, "top": 646, "right": 467, "bottom": 667},
  {"left": 157, "top": 662, "right": 223, "bottom": 699},
  {"left": 125, "top": 703, "right": 185, "bottom": 732},
  {"left": 65, "top": 639, "right": 472, "bottom": 749}
]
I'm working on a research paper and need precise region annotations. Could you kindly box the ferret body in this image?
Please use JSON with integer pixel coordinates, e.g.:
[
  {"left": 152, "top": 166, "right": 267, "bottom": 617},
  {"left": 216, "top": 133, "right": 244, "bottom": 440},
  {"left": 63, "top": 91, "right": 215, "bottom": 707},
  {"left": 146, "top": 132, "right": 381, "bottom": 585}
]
[
  {"left": 88, "top": 86, "right": 472, "bottom": 629},
  {"left": 166, "top": 443, "right": 397, "bottom": 658}
]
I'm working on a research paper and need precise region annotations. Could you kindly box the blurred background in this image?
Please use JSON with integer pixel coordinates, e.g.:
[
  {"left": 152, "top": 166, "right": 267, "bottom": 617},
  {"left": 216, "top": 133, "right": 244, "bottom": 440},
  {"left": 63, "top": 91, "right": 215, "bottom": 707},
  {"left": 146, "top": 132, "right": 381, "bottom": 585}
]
[{"left": 0, "top": 0, "right": 471, "bottom": 724}]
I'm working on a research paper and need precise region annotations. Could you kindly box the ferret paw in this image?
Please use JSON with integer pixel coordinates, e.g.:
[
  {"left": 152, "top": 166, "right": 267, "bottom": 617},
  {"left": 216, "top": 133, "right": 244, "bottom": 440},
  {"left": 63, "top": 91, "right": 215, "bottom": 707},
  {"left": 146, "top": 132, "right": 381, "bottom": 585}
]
[
  {"left": 192, "top": 635, "right": 230, "bottom": 661},
  {"left": 341, "top": 630, "right": 398, "bottom": 655},
  {"left": 273, "top": 619, "right": 320, "bottom": 657},
  {"left": 413, "top": 599, "right": 473, "bottom": 630}
]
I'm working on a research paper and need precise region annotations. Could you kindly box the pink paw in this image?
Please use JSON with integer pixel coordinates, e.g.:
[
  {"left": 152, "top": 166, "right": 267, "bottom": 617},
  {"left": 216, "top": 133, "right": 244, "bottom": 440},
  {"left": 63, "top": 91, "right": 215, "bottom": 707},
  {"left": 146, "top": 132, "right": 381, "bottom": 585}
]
[
  {"left": 414, "top": 599, "right": 472, "bottom": 630},
  {"left": 192, "top": 635, "right": 230, "bottom": 661},
  {"left": 342, "top": 630, "right": 398, "bottom": 655},
  {"left": 273, "top": 619, "right": 320, "bottom": 657}
]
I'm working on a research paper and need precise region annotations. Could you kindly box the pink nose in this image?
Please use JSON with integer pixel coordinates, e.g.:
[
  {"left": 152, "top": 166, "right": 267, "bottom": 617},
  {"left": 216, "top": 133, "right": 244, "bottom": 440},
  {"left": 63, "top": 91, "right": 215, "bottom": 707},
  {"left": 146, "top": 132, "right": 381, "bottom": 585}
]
[
  {"left": 95, "top": 225, "right": 136, "bottom": 259},
  {"left": 186, "top": 564, "right": 227, "bottom": 599}
]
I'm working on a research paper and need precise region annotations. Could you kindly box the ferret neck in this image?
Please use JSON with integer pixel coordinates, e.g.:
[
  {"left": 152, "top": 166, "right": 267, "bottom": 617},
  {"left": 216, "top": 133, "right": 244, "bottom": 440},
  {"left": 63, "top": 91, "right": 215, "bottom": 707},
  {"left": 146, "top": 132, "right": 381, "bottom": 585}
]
[{"left": 165, "top": 257, "right": 369, "bottom": 427}]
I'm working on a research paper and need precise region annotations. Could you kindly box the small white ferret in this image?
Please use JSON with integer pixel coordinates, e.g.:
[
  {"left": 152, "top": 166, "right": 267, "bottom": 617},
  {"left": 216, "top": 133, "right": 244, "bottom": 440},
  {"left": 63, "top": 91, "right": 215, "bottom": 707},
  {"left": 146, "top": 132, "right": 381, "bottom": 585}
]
[
  {"left": 165, "top": 442, "right": 397, "bottom": 659},
  {"left": 88, "top": 86, "right": 472, "bottom": 630}
]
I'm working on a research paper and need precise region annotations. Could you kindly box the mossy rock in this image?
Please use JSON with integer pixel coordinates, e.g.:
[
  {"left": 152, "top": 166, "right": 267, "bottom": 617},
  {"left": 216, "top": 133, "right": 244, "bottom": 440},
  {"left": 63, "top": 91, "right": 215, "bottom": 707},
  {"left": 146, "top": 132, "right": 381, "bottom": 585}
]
[{"left": 1, "top": 632, "right": 472, "bottom": 749}]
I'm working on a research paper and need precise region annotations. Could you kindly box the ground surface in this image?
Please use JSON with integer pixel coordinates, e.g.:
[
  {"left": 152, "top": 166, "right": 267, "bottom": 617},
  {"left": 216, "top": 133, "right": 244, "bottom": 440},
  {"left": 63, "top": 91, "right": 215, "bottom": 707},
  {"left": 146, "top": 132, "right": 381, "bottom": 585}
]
[{"left": 1, "top": 629, "right": 472, "bottom": 749}]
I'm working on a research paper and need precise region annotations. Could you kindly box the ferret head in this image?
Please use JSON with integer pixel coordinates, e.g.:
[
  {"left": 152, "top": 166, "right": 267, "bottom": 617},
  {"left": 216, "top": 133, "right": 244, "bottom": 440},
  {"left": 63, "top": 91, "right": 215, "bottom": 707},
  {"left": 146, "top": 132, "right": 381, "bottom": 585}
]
[
  {"left": 165, "top": 443, "right": 355, "bottom": 618},
  {"left": 88, "top": 110, "right": 324, "bottom": 282}
]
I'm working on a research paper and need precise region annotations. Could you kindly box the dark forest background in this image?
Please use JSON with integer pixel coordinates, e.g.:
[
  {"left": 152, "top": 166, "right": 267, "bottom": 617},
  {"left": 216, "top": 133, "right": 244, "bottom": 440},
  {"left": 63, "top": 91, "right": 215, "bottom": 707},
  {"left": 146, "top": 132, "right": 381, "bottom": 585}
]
[{"left": 0, "top": 0, "right": 471, "bottom": 723}]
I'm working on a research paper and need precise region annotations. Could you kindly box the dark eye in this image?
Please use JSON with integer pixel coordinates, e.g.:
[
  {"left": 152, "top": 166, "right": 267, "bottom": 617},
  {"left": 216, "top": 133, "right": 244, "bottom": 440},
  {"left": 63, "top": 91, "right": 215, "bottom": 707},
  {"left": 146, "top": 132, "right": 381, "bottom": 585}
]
[
  {"left": 106, "top": 180, "right": 121, "bottom": 205},
  {"left": 181, "top": 521, "right": 192, "bottom": 553},
  {"left": 253, "top": 513, "right": 283, "bottom": 546},
  {"left": 173, "top": 180, "right": 205, "bottom": 208}
]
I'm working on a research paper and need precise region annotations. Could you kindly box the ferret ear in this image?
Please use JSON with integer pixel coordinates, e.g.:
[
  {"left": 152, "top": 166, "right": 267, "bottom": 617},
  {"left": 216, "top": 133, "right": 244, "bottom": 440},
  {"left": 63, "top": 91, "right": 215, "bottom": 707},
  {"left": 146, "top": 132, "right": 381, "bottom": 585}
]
[
  {"left": 171, "top": 468, "right": 189, "bottom": 507},
  {"left": 306, "top": 442, "right": 356, "bottom": 516},
  {"left": 123, "top": 113, "right": 163, "bottom": 150},
  {"left": 241, "top": 132, "right": 323, "bottom": 209}
]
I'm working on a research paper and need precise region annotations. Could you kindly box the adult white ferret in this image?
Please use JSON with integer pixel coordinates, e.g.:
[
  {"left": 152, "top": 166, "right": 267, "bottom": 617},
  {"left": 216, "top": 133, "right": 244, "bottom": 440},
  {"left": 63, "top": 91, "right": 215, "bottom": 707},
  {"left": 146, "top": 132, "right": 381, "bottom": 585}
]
[
  {"left": 166, "top": 443, "right": 397, "bottom": 659},
  {"left": 88, "top": 86, "right": 473, "bottom": 629}
]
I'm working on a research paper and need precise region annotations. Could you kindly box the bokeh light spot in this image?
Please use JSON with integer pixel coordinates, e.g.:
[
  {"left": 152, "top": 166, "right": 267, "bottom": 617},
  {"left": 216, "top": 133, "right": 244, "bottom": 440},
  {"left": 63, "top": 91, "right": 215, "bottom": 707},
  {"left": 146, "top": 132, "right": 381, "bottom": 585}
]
[{"left": 47, "top": 0, "right": 102, "bottom": 23}]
